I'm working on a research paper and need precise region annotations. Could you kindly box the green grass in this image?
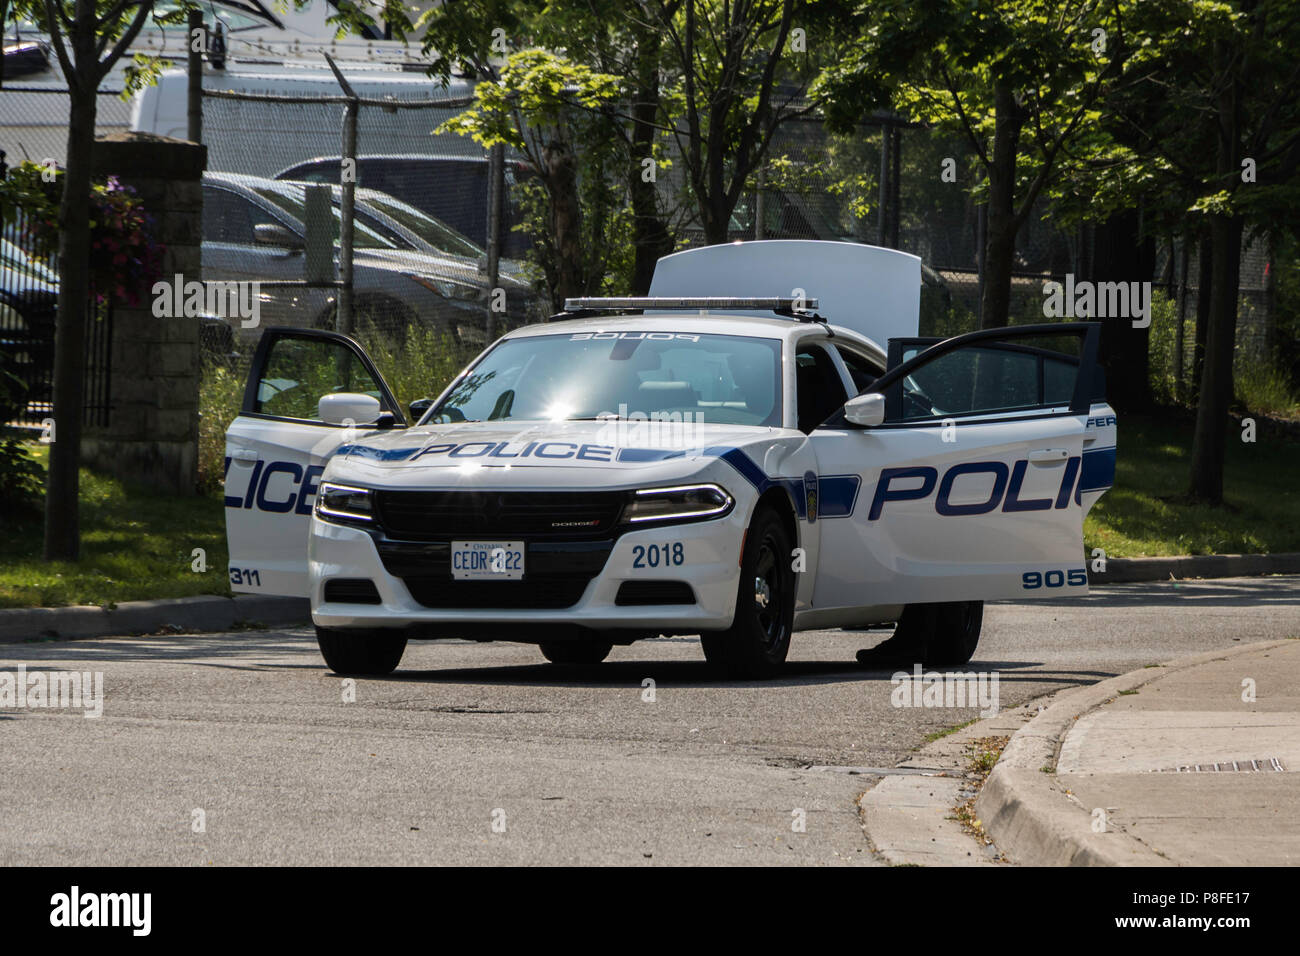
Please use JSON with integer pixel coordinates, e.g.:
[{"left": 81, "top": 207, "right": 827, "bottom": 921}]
[
  {"left": 0, "top": 445, "right": 230, "bottom": 609},
  {"left": 922, "top": 719, "right": 978, "bottom": 743},
  {"left": 1084, "top": 414, "right": 1300, "bottom": 558}
]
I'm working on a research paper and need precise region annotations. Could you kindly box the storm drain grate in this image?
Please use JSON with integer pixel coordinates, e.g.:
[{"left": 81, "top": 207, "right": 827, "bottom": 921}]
[{"left": 1151, "top": 757, "right": 1286, "bottom": 773}]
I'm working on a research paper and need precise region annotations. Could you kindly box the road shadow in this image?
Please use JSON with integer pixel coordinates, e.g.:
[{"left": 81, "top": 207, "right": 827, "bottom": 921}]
[
  {"left": 353, "top": 656, "right": 1119, "bottom": 691},
  {"left": 1010, "top": 577, "right": 1300, "bottom": 609}
]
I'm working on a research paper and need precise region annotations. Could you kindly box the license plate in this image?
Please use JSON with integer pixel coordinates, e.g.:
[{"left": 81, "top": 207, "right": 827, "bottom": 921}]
[{"left": 450, "top": 541, "right": 525, "bottom": 580}]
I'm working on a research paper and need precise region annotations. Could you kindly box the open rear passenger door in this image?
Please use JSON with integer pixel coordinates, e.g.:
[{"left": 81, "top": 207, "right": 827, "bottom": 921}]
[{"left": 809, "top": 323, "right": 1103, "bottom": 609}]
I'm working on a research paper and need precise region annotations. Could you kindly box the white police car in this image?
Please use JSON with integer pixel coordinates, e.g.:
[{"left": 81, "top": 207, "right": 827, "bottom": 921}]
[{"left": 224, "top": 241, "right": 1115, "bottom": 676}]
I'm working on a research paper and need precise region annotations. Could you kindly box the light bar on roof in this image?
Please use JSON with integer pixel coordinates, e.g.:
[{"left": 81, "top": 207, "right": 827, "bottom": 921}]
[{"left": 562, "top": 296, "right": 820, "bottom": 312}]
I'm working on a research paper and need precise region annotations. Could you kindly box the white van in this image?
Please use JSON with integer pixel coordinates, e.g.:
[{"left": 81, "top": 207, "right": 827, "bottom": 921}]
[{"left": 131, "top": 65, "right": 479, "bottom": 177}]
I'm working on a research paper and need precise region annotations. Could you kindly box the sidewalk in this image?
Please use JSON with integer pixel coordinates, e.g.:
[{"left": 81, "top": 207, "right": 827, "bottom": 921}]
[{"left": 977, "top": 639, "right": 1300, "bottom": 865}]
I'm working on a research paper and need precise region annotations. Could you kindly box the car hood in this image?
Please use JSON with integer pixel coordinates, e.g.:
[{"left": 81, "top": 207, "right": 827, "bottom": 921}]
[{"left": 330, "top": 419, "right": 804, "bottom": 491}]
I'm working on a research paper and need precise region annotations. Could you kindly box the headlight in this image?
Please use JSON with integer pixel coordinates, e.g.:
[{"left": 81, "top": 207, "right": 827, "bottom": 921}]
[
  {"left": 315, "top": 482, "right": 374, "bottom": 524},
  {"left": 621, "top": 484, "right": 734, "bottom": 526}
]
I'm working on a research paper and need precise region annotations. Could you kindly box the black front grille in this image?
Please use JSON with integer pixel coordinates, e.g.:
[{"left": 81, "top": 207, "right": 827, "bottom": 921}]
[
  {"left": 615, "top": 581, "right": 697, "bottom": 606},
  {"left": 374, "top": 490, "right": 626, "bottom": 540},
  {"left": 402, "top": 577, "right": 590, "bottom": 609},
  {"left": 323, "top": 578, "right": 382, "bottom": 604}
]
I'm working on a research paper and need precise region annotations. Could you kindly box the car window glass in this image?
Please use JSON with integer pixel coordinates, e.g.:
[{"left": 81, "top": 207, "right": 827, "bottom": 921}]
[
  {"left": 899, "top": 338, "right": 1081, "bottom": 421},
  {"left": 202, "top": 188, "right": 257, "bottom": 244},
  {"left": 835, "top": 345, "right": 883, "bottom": 393},
  {"left": 256, "top": 337, "right": 384, "bottom": 421},
  {"left": 795, "top": 343, "right": 849, "bottom": 433},
  {"left": 251, "top": 185, "right": 399, "bottom": 250},
  {"left": 363, "top": 195, "right": 484, "bottom": 258}
]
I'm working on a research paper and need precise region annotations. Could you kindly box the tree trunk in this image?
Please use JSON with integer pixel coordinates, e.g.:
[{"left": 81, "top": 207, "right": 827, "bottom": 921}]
[
  {"left": 629, "top": 29, "right": 671, "bottom": 293},
  {"left": 1191, "top": 226, "right": 1212, "bottom": 405},
  {"left": 980, "top": 79, "right": 1022, "bottom": 328},
  {"left": 1187, "top": 213, "right": 1243, "bottom": 503},
  {"left": 43, "top": 27, "right": 98, "bottom": 561},
  {"left": 1187, "top": 51, "right": 1243, "bottom": 506},
  {"left": 1091, "top": 208, "right": 1155, "bottom": 413},
  {"left": 543, "top": 139, "right": 582, "bottom": 310}
]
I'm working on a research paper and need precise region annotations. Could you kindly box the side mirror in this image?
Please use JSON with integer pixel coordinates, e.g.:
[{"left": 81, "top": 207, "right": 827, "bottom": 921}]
[
  {"left": 319, "top": 392, "right": 381, "bottom": 426},
  {"left": 843, "top": 392, "right": 886, "bottom": 427},
  {"left": 254, "top": 222, "right": 304, "bottom": 250},
  {"left": 409, "top": 398, "right": 434, "bottom": 421}
]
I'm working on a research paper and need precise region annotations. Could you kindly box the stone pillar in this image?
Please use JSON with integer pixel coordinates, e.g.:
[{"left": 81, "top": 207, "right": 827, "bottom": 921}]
[{"left": 82, "top": 132, "right": 207, "bottom": 494}]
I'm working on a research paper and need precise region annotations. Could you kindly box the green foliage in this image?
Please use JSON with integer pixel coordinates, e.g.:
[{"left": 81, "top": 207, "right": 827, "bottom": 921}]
[
  {"left": 1145, "top": 288, "right": 1298, "bottom": 417},
  {"left": 437, "top": 48, "right": 622, "bottom": 152},
  {"left": 0, "top": 160, "right": 163, "bottom": 305},
  {"left": 437, "top": 47, "right": 632, "bottom": 304},
  {"left": 1234, "top": 359, "right": 1299, "bottom": 418},
  {"left": 1145, "top": 290, "right": 1191, "bottom": 406},
  {"left": 197, "top": 361, "right": 245, "bottom": 495},
  {"left": 0, "top": 357, "right": 43, "bottom": 513},
  {"left": 0, "top": 434, "right": 43, "bottom": 513},
  {"left": 352, "top": 324, "right": 479, "bottom": 418}
]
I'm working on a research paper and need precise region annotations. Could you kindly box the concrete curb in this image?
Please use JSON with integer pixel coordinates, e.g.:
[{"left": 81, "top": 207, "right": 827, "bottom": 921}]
[
  {"left": 973, "top": 639, "right": 1293, "bottom": 866},
  {"left": 0, "top": 594, "right": 311, "bottom": 644},
  {"left": 1090, "top": 553, "right": 1300, "bottom": 584}
]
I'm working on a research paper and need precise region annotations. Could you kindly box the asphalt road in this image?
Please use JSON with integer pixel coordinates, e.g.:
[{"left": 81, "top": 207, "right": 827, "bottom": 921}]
[{"left": 2, "top": 576, "right": 1298, "bottom": 866}]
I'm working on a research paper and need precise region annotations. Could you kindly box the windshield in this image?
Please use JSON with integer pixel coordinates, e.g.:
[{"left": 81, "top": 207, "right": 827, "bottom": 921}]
[
  {"left": 430, "top": 331, "right": 783, "bottom": 427},
  {"left": 250, "top": 185, "right": 401, "bottom": 250},
  {"left": 363, "top": 194, "right": 484, "bottom": 259}
]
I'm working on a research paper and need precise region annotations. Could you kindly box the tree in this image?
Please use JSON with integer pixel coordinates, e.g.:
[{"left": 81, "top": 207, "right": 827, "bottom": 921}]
[
  {"left": 15, "top": 0, "right": 401, "bottom": 559},
  {"left": 418, "top": 0, "right": 681, "bottom": 295},
  {"left": 653, "top": 0, "right": 812, "bottom": 245},
  {"left": 15, "top": 0, "right": 156, "bottom": 560},
  {"left": 816, "top": 0, "right": 1130, "bottom": 328},
  {"left": 1093, "top": 0, "right": 1300, "bottom": 502},
  {"left": 438, "top": 49, "right": 623, "bottom": 308}
]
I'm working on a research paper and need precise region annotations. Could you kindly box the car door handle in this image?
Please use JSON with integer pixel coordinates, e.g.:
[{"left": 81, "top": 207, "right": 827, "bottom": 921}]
[
  {"left": 1027, "top": 448, "right": 1070, "bottom": 463},
  {"left": 229, "top": 449, "right": 258, "bottom": 466}
]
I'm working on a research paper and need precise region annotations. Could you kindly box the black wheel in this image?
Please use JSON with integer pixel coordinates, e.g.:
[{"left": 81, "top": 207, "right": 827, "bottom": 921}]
[
  {"left": 856, "top": 601, "right": 983, "bottom": 667},
  {"left": 315, "top": 626, "right": 407, "bottom": 675},
  {"left": 701, "top": 505, "right": 795, "bottom": 677},
  {"left": 539, "top": 638, "right": 613, "bottom": 666}
]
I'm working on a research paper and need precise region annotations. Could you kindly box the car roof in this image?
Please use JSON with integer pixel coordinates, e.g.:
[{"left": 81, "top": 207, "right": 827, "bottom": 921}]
[{"left": 500, "top": 312, "right": 886, "bottom": 358}]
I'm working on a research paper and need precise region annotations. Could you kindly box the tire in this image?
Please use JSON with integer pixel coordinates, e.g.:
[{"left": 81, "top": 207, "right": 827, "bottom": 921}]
[
  {"left": 926, "top": 601, "right": 983, "bottom": 665},
  {"left": 858, "top": 601, "right": 983, "bottom": 667},
  {"left": 315, "top": 626, "right": 407, "bottom": 675},
  {"left": 539, "top": 638, "right": 613, "bottom": 666},
  {"left": 701, "top": 505, "right": 795, "bottom": 677}
]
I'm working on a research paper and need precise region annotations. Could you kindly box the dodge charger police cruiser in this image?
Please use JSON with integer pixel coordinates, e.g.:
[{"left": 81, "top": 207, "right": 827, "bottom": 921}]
[{"left": 223, "top": 241, "right": 1116, "bottom": 677}]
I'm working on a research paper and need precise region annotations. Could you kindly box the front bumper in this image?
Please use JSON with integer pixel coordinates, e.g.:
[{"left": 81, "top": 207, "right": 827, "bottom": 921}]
[{"left": 308, "top": 511, "right": 746, "bottom": 635}]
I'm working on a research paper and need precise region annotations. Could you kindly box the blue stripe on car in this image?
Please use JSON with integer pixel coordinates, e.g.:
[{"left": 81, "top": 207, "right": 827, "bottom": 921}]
[{"left": 1078, "top": 446, "right": 1116, "bottom": 492}]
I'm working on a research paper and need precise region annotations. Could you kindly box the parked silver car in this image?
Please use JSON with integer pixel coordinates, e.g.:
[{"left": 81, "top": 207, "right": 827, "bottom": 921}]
[{"left": 201, "top": 173, "right": 540, "bottom": 343}]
